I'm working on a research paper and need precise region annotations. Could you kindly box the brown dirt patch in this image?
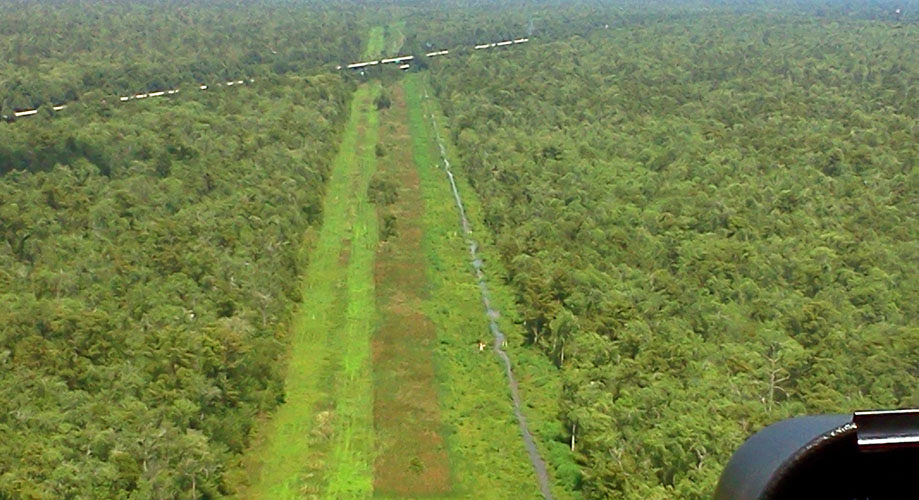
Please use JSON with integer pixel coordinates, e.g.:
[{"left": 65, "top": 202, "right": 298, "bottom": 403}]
[
  {"left": 370, "top": 84, "right": 451, "bottom": 496},
  {"left": 339, "top": 239, "right": 351, "bottom": 265}
]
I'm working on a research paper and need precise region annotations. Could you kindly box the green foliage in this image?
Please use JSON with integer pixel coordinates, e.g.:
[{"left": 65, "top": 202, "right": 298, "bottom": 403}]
[
  {"left": 369, "top": 168, "right": 399, "bottom": 242},
  {"left": 4, "top": 2, "right": 918, "bottom": 499},
  {"left": 367, "top": 174, "right": 399, "bottom": 206},
  {"left": 375, "top": 89, "right": 393, "bottom": 110},
  {"left": 0, "top": 0, "right": 365, "bottom": 113},
  {"left": 0, "top": 72, "right": 350, "bottom": 498},
  {"left": 380, "top": 214, "right": 398, "bottom": 241},
  {"left": 431, "top": 10, "right": 919, "bottom": 500},
  {"left": 238, "top": 83, "right": 380, "bottom": 500}
]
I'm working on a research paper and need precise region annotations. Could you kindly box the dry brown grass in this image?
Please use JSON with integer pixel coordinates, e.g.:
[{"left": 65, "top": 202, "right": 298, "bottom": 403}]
[{"left": 370, "top": 84, "right": 451, "bottom": 496}]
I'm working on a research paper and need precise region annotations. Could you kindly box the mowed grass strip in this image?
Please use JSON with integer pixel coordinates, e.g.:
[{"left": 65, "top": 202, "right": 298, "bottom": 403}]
[
  {"left": 324, "top": 85, "right": 381, "bottom": 499},
  {"left": 371, "top": 84, "right": 451, "bottom": 496},
  {"left": 403, "top": 74, "right": 579, "bottom": 500},
  {"left": 238, "top": 85, "right": 377, "bottom": 500}
]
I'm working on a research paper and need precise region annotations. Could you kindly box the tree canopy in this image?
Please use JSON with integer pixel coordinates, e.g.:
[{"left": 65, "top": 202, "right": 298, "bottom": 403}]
[
  {"left": 1, "top": 67, "right": 351, "bottom": 497},
  {"left": 0, "top": 0, "right": 364, "bottom": 113},
  {"left": 2, "top": 1, "right": 918, "bottom": 498},
  {"left": 432, "top": 9, "right": 919, "bottom": 499}
]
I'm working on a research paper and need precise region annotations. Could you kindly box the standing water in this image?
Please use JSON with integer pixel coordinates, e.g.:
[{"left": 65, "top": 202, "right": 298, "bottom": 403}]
[{"left": 424, "top": 91, "right": 556, "bottom": 500}]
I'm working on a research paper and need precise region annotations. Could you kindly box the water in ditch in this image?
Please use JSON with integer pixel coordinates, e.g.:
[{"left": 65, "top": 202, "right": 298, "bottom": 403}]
[{"left": 424, "top": 90, "right": 556, "bottom": 500}]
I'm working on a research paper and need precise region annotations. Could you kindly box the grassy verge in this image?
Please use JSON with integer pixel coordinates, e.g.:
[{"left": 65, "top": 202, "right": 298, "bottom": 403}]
[
  {"left": 235, "top": 83, "right": 380, "bottom": 500},
  {"left": 403, "top": 74, "right": 581, "bottom": 500},
  {"left": 365, "top": 26, "right": 385, "bottom": 59}
]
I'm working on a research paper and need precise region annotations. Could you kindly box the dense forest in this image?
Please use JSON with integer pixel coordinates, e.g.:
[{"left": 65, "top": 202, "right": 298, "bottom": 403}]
[
  {"left": 432, "top": 9, "right": 918, "bottom": 499},
  {"left": 3, "top": 0, "right": 919, "bottom": 498},
  {"left": 0, "top": 0, "right": 363, "bottom": 113},
  {"left": 1, "top": 65, "right": 350, "bottom": 496},
  {"left": 401, "top": 0, "right": 910, "bottom": 59}
]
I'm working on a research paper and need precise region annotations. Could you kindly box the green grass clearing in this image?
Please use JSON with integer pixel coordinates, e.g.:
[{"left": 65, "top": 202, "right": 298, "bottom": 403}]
[
  {"left": 324, "top": 85, "right": 380, "bottom": 500},
  {"left": 234, "top": 70, "right": 576, "bottom": 500}
]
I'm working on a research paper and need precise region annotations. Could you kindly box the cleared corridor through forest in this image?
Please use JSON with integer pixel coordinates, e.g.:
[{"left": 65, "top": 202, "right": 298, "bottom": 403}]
[{"left": 235, "top": 24, "right": 573, "bottom": 498}]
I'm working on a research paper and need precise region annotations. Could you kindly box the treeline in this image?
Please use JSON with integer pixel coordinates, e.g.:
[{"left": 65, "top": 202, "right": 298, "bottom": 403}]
[
  {"left": 0, "top": 73, "right": 351, "bottom": 498},
  {"left": 400, "top": 0, "right": 908, "bottom": 63},
  {"left": 431, "top": 10, "right": 919, "bottom": 499},
  {"left": 0, "top": 0, "right": 365, "bottom": 113}
]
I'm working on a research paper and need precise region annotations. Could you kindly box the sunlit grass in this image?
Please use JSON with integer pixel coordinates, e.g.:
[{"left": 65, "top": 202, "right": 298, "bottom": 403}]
[
  {"left": 324, "top": 85, "right": 380, "bottom": 500},
  {"left": 238, "top": 72, "right": 577, "bottom": 500}
]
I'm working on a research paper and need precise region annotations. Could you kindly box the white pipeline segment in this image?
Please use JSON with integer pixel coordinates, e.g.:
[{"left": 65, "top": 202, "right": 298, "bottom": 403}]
[
  {"left": 8, "top": 73, "right": 254, "bottom": 119},
  {"left": 336, "top": 35, "right": 529, "bottom": 69},
  {"left": 381, "top": 55, "right": 413, "bottom": 64},
  {"left": 347, "top": 60, "right": 377, "bottom": 69},
  {"left": 7, "top": 30, "right": 532, "bottom": 123}
]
